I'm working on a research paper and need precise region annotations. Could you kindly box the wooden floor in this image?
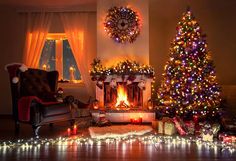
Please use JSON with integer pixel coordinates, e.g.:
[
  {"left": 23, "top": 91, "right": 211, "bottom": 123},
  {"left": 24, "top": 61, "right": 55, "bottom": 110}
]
[{"left": 0, "top": 117, "right": 236, "bottom": 161}]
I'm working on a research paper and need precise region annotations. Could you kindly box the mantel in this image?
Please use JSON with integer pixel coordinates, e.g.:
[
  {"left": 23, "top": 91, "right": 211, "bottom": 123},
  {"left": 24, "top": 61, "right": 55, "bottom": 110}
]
[{"left": 103, "top": 75, "right": 153, "bottom": 83}]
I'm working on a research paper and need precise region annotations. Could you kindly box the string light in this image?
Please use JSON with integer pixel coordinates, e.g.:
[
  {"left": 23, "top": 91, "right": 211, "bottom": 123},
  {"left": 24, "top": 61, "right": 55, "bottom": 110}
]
[{"left": 0, "top": 135, "right": 235, "bottom": 154}]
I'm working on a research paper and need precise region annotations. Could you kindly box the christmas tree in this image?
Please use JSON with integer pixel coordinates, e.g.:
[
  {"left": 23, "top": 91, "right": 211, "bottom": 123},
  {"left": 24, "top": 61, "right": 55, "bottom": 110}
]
[{"left": 157, "top": 8, "right": 221, "bottom": 118}]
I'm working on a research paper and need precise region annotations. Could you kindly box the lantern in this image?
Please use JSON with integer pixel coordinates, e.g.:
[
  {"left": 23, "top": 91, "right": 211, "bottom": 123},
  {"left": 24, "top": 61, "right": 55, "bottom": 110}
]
[
  {"left": 93, "top": 99, "right": 99, "bottom": 110},
  {"left": 147, "top": 99, "right": 154, "bottom": 110}
]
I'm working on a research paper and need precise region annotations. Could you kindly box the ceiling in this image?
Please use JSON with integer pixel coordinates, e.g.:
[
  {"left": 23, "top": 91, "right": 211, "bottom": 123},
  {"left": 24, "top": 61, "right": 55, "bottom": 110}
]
[{"left": 0, "top": 0, "right": 97, "bottom": 7}]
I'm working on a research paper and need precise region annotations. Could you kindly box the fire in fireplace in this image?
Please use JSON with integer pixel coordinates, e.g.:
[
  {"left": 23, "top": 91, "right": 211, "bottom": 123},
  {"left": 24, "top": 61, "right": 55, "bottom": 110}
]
[
  {"left": 104, "top": 82, "right": 143, "bottom": 109},
  {"left": 115, "top": 85, "right": 130, "bottom": 109}
]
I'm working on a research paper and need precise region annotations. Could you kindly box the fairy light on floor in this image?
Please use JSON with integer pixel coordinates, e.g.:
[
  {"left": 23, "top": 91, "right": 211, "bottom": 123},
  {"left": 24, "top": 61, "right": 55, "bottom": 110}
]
[{"left": 0, "top": 135, "right": 235, "bottom": 154}]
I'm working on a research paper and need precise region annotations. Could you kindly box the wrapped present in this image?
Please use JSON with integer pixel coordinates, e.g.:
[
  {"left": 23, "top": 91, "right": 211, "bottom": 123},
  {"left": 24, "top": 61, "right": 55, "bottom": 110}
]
[
  {"left": 219, "top": 133, "right": 236, "bottom": 143},
  {"left": 201, "top": 123, "right": 214, "bottom": 142},
  {"left": 195, "top": 122, "right": 204, "bottom": 136},
  {"left": 158, "top": 117, "right": 176, "bottom": 135},
  {"left": 173, "top": 117, "right": 188, "bottom": 136},
  {"left": 212, "top": 123, "right": 221, "bottom": 137},
  {"left": 184, "top": 121, "right": 195, "bottom": 135},
  {"left": 152, "top": 120, "right": 158, "bottom": 130}
]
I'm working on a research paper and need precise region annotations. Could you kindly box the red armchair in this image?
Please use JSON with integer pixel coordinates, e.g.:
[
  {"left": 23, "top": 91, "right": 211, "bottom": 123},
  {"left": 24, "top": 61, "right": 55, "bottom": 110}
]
[{"left": 6, "top": 64, "right": 74, "bottom": 137}]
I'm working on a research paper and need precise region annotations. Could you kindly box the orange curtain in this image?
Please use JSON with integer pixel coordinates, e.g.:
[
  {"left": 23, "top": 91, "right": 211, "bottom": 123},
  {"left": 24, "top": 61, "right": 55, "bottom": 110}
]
[
  {"left": 60, "top": 12, "right": 95, "bottom": 97},
  {"left": 23, "top": 12, "right": 53, "bottom": 68}
]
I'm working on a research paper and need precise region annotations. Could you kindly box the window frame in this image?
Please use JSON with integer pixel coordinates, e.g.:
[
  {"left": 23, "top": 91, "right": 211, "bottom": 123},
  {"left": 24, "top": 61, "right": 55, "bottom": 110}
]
[{"left": 42, "top": 33, "right": 83, "bottom": 84}]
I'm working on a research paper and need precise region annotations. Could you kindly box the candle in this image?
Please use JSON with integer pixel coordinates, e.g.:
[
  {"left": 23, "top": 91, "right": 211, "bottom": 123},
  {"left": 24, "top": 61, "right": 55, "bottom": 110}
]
[
  {"left": 139, "top": 117, "right": 142, "bottom": 123},
  {"left": 73, "top": 125, "right": 77, "bottom": 135},
  {"left": 67, "top": 128, "right": 71, "bottom": 136},
  {"left": 69, "top": 67, "right": 75, "bottom": 81},
  {"left": 93, "top": 100, "right": 99, "bottom": 110},
  {"left": 130, "top": 117, "right": 142, "bottom": 124},
  {"left": 130, "top": 118, "right": 134, "bottom": 123},
  {"left": 43, "top": 64, "right": 47, "bottom": 70}
]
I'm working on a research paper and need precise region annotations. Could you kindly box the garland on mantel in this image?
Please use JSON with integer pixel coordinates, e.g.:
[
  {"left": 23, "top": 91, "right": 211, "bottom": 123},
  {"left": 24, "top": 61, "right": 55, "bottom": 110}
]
[{"left": 90, "top": 59, "right": 155, "bottom": 81}]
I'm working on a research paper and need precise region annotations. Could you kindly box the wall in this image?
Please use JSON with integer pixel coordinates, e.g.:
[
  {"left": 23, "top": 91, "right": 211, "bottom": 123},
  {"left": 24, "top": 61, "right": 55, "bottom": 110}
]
[
  {"left": 0, "top": 7, "right": 25, "bottom": 114},
  {"left": 97, "top": 0, "right": 149, "bottom": 66}
]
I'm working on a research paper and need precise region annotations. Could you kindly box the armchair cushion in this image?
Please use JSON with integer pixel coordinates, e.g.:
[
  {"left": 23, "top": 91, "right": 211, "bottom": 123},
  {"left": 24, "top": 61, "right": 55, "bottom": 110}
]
[
  {"left": 42, "top": 103, "right": 71, "bottom": 117},
  {"left": 20, "top": 69, "right": 58, "bottom": 102},
  {"left": 18, "top": 96, "right": 61, "bottom": 122}
]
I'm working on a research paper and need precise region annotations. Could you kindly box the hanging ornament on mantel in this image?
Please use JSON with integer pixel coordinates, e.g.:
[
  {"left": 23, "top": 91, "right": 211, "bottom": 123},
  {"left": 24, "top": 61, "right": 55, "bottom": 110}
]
[
  {"left": 110, "top": 78, "right": 117, "bottom": 89},
  {"left": 104, "top": 6, "right": 141, "bottom": 43}
]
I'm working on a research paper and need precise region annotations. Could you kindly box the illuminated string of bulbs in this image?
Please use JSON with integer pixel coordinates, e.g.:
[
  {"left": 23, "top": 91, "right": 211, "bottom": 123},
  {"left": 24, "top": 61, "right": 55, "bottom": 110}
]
[{"left": 0, "top": 135, "right": 235, "bottom": 154}]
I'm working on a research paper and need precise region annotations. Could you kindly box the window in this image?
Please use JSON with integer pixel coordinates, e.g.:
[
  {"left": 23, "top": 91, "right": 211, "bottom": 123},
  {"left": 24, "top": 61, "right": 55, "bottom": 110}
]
[{"left": 39, "top": 34, "right": 81, "bottom": 83}]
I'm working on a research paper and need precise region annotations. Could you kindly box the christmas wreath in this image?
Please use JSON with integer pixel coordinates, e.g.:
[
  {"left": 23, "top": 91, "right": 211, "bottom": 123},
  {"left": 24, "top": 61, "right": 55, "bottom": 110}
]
[{"left": 104, "top": 6, "right": 141, "bottom": 43}]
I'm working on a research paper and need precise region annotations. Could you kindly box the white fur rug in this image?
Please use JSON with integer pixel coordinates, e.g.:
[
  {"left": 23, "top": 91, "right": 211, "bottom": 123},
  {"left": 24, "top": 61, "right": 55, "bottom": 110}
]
[{"left": 89, "top": 124, "right": 153, "bottom": 139}]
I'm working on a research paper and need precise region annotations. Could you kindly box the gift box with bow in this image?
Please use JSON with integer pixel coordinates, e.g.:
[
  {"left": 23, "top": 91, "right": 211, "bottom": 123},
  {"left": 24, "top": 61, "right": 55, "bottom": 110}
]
[{"left": 158, "top": 117, "right": 176, "bottom": 135}]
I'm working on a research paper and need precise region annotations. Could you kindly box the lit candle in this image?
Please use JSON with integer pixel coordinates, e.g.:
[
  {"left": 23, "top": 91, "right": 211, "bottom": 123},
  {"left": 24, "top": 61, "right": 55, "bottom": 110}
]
[
  {"left": 73, "top": 125, "right": 77, "bottom": 135},
  {"left": 139, "top": 117, "right": 142, "bottom": 123},
  {"left": 93, "top": 100, "right": 99, "bottom": 110},
  {"left": 43, "top": 64, "right": 47, "bottom": 70},
  {"left": 67, "top": 128, "right": 71, "bottom": 136},
  {"left": 130, "top": 118, "right": 134, "bottom": 123},
  {"left": 69, "top": 67, "right": 75, "bottom": 81}
]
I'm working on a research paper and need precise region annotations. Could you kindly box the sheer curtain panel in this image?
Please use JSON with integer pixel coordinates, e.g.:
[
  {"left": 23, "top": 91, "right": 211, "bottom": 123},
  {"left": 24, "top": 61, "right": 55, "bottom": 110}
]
[
  {"left": 22, "top": 12, "right": 53, "bottom": 68},
  {"left": 60, "top": 12, "right": 95, "bottom": 97}
]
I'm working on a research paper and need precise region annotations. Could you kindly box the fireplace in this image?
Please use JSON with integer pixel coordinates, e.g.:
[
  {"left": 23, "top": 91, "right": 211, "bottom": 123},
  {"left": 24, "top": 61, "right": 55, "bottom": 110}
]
[
  {"left": 95, "top": 75, "right": 153, "bottom": 110},
  {"left": 90, "top": 59, "right": 155, "bottom": 122}
]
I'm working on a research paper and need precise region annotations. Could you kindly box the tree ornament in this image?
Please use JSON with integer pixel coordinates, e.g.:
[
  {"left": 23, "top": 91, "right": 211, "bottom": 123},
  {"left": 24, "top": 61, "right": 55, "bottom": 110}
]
[{"left": 104, "top": 6, "right": 141, "bottom": 43}]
